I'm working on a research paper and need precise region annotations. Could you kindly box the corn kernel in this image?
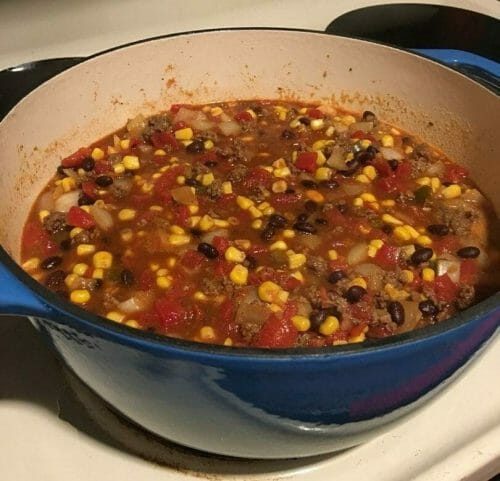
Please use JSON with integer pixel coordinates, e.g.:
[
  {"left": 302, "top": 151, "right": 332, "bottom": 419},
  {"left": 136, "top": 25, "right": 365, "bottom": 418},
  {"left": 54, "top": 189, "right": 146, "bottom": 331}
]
[
  {"left": 202, "top": 173, "right": 215, "bottom": 186},
  {"left": 154, "top": 149, "right": 166, "bottom": 156},
  {"left": 229, "top": 264, "right": 248, "bottom": 285},
  {"left": 342, "top": 115, "right": 356, "bottom": 125},
  {"left": 394, "top": 226, "right": 412, "bottom": 241},
  {"left": 91, "top": 148, "right": 104, "bottom": 161},
  {"left": 122, "top": 155, "right": 140, "bottom": 170},
  {"left": 400, "top": 269, "right": 414, "bottom": 283},
  {"left": 107, "top": 146, "right": 118, "bottom": 155},
  {"left": 349, "top": 332, "right": 366, "bottom": 343},
  {"left": 204, "top": 140, "right": 214, "bottom": 150},
  {"left": 319, "top": 316, "right": 340, "bottom": 336},
  {"left": 315, "top": 167, "right": 332, "bottom": 181},
  {"left": 430, "top": 177, "right": 441, "bottom": 192},
  {"left": 288, "top": 253, "right": 306, "bottom": 269},
  {"left": 272, "top": 180, "right": 288, "bottom": 193},
  {"left": 125, "top": 320, "right": 140, "bottom": 328},
  {"left": 119, "top": 139, "right": 130, "bottom": 150},
  {"left": 187, "top": 204, "right": 199, "bottom": 215},
  {"left": 381, "top": 134, "right": 394, "bottom": 147},
  {"left": 350, "top": 277, "right": 367, "bottom": 289},
  {"left": 119, "top": 228, "right": 133, "bottom": 242},
  {"left": 310, "top": 118, "right": 324, "bottom": 130},
  {"left": 210, "top": 106, "right": 223, "bottom": 116},
  {"left": 38, "top": 210, "right": 50, "bottom": 222},
  {"left": 70, "top": 289, "right": 90, "bottom": 304},
  {"left": 174, "top": 127, "right": 193, "bottom": 140},
  {"left": 381, "top": 199, "right": 396, "bottom": 207},
  {"left": 305, "top": 190, "right": 324, "bottom": 203},
  {"left": 422, "top": 267, "right": 435, "bottom": 282},
  {"left": 157, "top": 276, "right": 172, "bottom": 289},
  {"left": 170, "top": 225, "right": 185, "bottom": 235},
  {"left": 194, "top": 291, "right": 208, "bottom": 301},
  {"left": 61, "top": 177, "right": 76, "bottom": 192},
  {"left": 404, "top": 225, "right": 420, "bottom": 239},
  {"left": 360, "top": 192, "right": 377, "bottom": 203},
  {"left": 416, "top": 235, "right": 432, "bottom": 246},
  {"left": 416, "top": 177, "right": 431, "bottom": 186},
  {"left": 328, "top": 249, "right": 338, "bottom": 260},
  {"left": 270, "top": 240, "right": 288, "bottom": 251},
  {"left": 221, "top": 181, "right": 233, "bottom": 194},
  {"left": 258, "top": 281, "right": 282, "bottom": 303},
  {"left": 404, "top": 146, "right": 414, "bottom": 155},
  {"left": 149, "top": 263, "right": 159, "bottom": 271},
  {"left": 382, "top": 213, "right": 403, "bottom": 225},
  {"left": 200, "top": 326, "right": 216, "bottom": 341},
  {"left": 225, "top": 246, "right": 246, "bottom": 263},
  {"left": 118, "top": 208, "right": 136, "bottom": 221},
  {"left": 69, "top": 227, "right": 83, "bottom": 239},
  {"left": 251, "top": 219, "right": 263, "bottom": 229},
  {"left": 22, "top": 257, "right": 40, "bottom": 271},
  {"left": 283, "top": 229, "right": 295, "bottom": 239},
  {"left": 325, "top": 125, "right": 335, "bottom": 137},
  {"left": 72, "top": 263, "right": 88, "bottom": 276},
  {"left": 77, "top": 244, "right": 96, "bottom": 256},
  {"left": 363, "top": 165, "right": 377, "bottom": 180},
  {"left": 442, "top": 184, "right": 461, "bottom": 199},
  {"left": 93, "top": 251, "right": 113, "bottom": 269},
  {"left": 370, "top": 239, "right": 384, "bottom": 249},
  {"left": 167, "top": 257, "right": 177, "bottom": 268},
  {"left": 106, "top": 311, "right": 125, "bottom": 323},
  {"left": 199, "top": 215, "right": 214, "bottom": 231},
  {"left": 367, "top": 246, "right": 378, "bottom": 258},
  {"left": 237, "top": 196, "right": 253, "bottom": 210},
  {"left": 353, "top": 197, "right": 364, "bottom": 207},
  {"left": 92, "top": 268, "right": 104, "bottom": 279},
  {"left": 156, "top": 268, "right": 168, "bottom": 277},
  {"left": 175, "top": 175, "right": 186, "bottom": 185},
  {"left": 292, "top": 315, "right": 311, "bottom": 332},
  {"left": 113, "top": 163, "right": 125, "bottom": 174},
  {"left": 384, "top": 283, "right": 410, "bottom": 301},
  {"left": 359, "top": 139, "right": 372, "bottom": 149},
  {"left": 273, "top": 167, "right": 291, "bottom": 178},
  {"left": 223, "top": 337, "right": 233, "bottom": 346},
  {"left": 168, "top": 234, "right": 191, "bottom": 246},
  {"left": 213, "top": 219, "right": 230, "bottom": 228},
  {"left": 356, "top": 174, "right": 371, "bottom": 184},
  {"left": 291, "top": 271, "right": 304, "bottom": 282}
]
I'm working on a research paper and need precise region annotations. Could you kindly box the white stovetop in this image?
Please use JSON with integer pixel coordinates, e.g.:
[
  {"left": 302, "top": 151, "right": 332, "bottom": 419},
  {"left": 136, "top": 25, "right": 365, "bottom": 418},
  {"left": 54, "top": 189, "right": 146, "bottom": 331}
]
[{"left": 1, "top": 1, "right": 499, "bottom": 480}]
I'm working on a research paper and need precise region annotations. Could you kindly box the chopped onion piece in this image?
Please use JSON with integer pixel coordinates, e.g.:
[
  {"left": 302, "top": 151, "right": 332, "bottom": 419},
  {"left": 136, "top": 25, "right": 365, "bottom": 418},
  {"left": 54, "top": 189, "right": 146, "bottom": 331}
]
[
  {"left": 398, "top": 301, "right": 422, "bottom": 333},
  {"left": 126, "top": 114, "right": 147, "bottom": 138},
  {"left": 171, "top": 186, "right": 197, "bottom": 205},
  {"left": 37, "top": 192, "right": 54, "bottom": 212},
  {"left": 349, "top": 121, "right": 373, "bottom": 133},
  {"left": 425, "top": 160, "right": 444, "bottom": 176},
  {"left": 90, "top": 204, "right": 114, "bottom": 231},
  {"left": 380, "top": 147, "right": 403, "bottom": 161},
  {"left": 219, "top": 120, "right": 241, "bottom": 137},
  {"left": 347, "top": 242, "right": 369, "bottom": 266},
  {"left": 54, "top": 190, "right": 80, "bottom": 212},
  {"left": 327, "top": 146, "right": 348, "bottom": 170},
  {"left": 436, "top": 257, "right": 461, "bottom": 283},
  {"left": 174, "top": 107, "right": 215, "bottom": 131},
  {"left": 342, "top": 182, "right": 366, "bottom": 196},
  {"left": 354, "top": 263, "right": 384, "bottom": 290},
  {"left": 201, "top": 229, "right": 229, "bottom": 244},
  {"left": 118, "top": 291, "right": 153, "bottom": 313}
]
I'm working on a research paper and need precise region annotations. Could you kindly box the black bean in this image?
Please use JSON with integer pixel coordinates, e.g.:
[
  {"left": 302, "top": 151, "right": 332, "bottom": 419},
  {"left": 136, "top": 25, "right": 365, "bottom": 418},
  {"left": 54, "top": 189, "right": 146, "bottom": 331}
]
[
  {"left": 44, "top": 270, "right": 66, "bottom": 290},
  {"left": 261, "top": 226, "right": 276, "bottom": 241},
  {"left": 186, "top": 139, "right": 205, "bottom": 154},
  {"left": 304, "top": 200, "right": 318, "bottom": 212},
  {"left": 310, "top": 310, "right": 327, "bottom": 330},
  {"left": 345, "top": 285, "right": 366, "bottom": 303},
  {"left": 341, "top": 158, "right": 360, "bottom": 176},
  {"left": 336, "top": 203, "right": 348, "bottom": 214},
  {"left": 301, "top": 179, "right": 317, "bottom": 189},
  {"left": 41, "top": 256, "right": 63, "bottom": 270},
  {"left": 92, "top": 279, "right": 103, "bottom": 290},
  {"left": 366, "top": 145, "right": 379, "bottom": 156},
  {"left": 205, "top": 161, "right": 218, "bottom": 168},
  {"left": 78, "top": 193, "right": 94, "bottom": 206},
  {"left": 382, "top": 224, "right": 393, "bottom": 235},
  {"left": 298, "top": 116, "right": 310, "bottom": 125},
  {"left": 419, "top": 300, "right": 438, "bottom": 317},
  {"left": 427, "top": 224, "right": 449, "bottom": 236},
  {"left": 457, "top": 246, "right": 480, "bottom": 259},
  {"left": 355, "top": 150, "right": 375, "bottom": 165},
  {"left": 328, "top": 270, "right": 346, "bottom": 284},
  {"left": 60, "top": 239, "right": 72, "bottom": 251},
  {"left": 281, "top": 129, "right": 295, "bottom": 140},
  {"left": 315, "top": 218, "right": 327, "bottom": 225},
  {"left": 285, "top": 188, "right": 296, "bottom": 194},
  {"left": 362, "top": 110, "right": 376, "bottom": 122},
  {"left": 190, "top": 228, "right": 202, "bottom": 237},
  {"left": 95, "top": 175, "right": 113, "bottom": 187},
  {"left": 57, "top": 165, "right": 68, "bottom": 177},
  {"left": 325, "top": 306, "right": 342, "bottom": 319},
  {"left": 185, "top": 177, "right": 201, "bottom": 187},
  {"left": 387, "top": 301, "right": 405, "bottom": 325},
  {"left": 320, "top": 179, "right": 339, "bottom": 190},
  {"left": 243, "top": 255, "right": 258, "bottom": 270},
  {"left": 82, "top": 157, "right": 95, "bottom": 172},
  {"left": 411, "top": 247, "right": 434, "bottom": 265},
  {"left": 296, "top": 213, "right": 309, "bottom": 223},
  {"left": 120, "top": 269, "right": 135, "bottom": 286},
  {"left": 197, "top": 242, "right": 219, "bottom": 259},
  {"left": 293, "top": 222, "right": 317, "bottom": 234},
  {"left": 268, "top": 214, "right": 287, "bottom": 228},
  {"left": 388, "top": 159, "right": 399, "bottom": 171}
]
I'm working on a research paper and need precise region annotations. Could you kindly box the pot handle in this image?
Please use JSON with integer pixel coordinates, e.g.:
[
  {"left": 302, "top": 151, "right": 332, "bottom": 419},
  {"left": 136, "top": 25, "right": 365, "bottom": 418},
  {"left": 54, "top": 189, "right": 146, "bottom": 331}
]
[{"left": 0, "top": 259, "right": 52, "bottom": 318}]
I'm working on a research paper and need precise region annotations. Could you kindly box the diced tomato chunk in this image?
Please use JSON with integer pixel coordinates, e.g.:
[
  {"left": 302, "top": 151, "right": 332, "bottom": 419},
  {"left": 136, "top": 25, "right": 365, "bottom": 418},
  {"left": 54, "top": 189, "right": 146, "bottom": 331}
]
[
  {"left": 61, "top": 147, "right": 92, "bottom": 168},
  {"left": 252, "top": 303, "right": 298, "bottom": 348},
  {"left": 349, "top": 322, "right": 368, "bottom": 338},
  {"left": 234, "top": 111, "right": 254, "bottom": 122},
  {"left": 170, "top": 104, "right": 182, "bottom": 114},
  {"left": 434, "top": 274, "right": 459, "bottom": 303},
  {"left": 181, "top": 249, "right": 206, "bottom": 270},
  {"left": 173, "top": 204, "right": 190, "bottom": 227},
  {"left": 295, "top": 151, "right": 318, "bottom": 172},
  {"left": 66, "top": 206, "right": 95, "bottom": 229},
  {"left": 443, "top": 163, "right": 468, "bottom": 183},
  {"left": 154, "top": 165, "right": 185, "bottom": 196},
  {"left": 154, "top": 297, "right": 192, "bottom": 331},
  {"left": 271, "top": 192, "right": 302, "bottom": 206},
  {"left": 173, "top": 121, "right": 187, "bottom": 131},
  {"left": 81, "top": 181, "right": 97, "bottom": 200},
  {"left": 215, "top": 299, "right": 238, "bottom": 338},
  {"left": 459, "top": 259, "right": 478, "bottom": 285},
  {"left": 22, "top": 222, "right": 59, "bottom": 257},
  {"left": 150, "top": 131, "right": 179, "bottom": 150},
  {"left": 350, "top": 130, "right": 375, "bottom": 141},
  {"left": 94, "top": 160, "right": 112, "bottom": 174},
  {"left": 374, "top": 244, "right": 400, "bottom": 269},
  {"left": 244, "top": 167, "right": 273, "bottom": 190},
  {"left": 306, "top": 108, "right": 324, "bottom": 119},
  {"left": 212, "top": 236, "right": 231, "bottom": 254}
]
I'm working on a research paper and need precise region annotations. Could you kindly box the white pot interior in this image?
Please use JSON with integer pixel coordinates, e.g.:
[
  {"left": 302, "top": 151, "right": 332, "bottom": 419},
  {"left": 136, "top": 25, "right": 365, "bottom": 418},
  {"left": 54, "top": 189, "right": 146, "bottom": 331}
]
[{"left": 0, "top": 30, "right": 498, "bottom": 261}]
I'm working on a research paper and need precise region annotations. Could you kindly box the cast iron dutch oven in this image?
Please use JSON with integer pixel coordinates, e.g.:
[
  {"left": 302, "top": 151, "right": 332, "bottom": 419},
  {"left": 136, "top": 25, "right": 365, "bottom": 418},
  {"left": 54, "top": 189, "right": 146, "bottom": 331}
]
[{"left": 0, "top": 29, "right": 498, "bottom": 458}]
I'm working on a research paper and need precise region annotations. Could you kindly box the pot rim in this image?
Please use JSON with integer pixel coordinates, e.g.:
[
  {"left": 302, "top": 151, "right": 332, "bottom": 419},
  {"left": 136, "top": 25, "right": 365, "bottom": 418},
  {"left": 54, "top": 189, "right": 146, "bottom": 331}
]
[{"left": 1, "top": 26, "right": 499, "bottom": 360}]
